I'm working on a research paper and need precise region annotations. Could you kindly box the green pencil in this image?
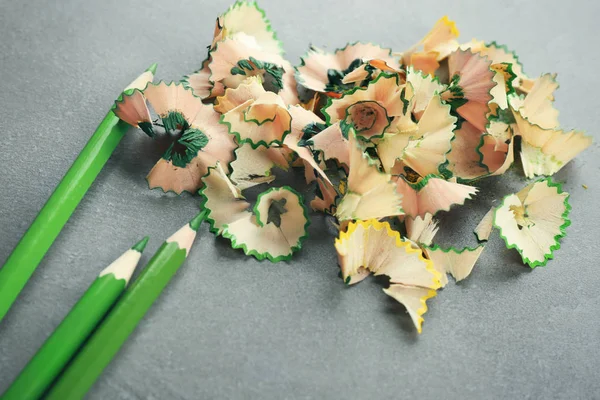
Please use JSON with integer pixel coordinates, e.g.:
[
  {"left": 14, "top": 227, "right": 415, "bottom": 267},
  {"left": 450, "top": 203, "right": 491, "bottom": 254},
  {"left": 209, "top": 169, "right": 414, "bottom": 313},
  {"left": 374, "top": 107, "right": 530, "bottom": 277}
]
[
  {"left": 1, "top": 237, "right": 149, "bottom": 400},
  {"left": 44, "top": 212, "right": 206, "bottom": 400},
  {"left": 0, "top": 64, "right": 157, "bottom": 323}
]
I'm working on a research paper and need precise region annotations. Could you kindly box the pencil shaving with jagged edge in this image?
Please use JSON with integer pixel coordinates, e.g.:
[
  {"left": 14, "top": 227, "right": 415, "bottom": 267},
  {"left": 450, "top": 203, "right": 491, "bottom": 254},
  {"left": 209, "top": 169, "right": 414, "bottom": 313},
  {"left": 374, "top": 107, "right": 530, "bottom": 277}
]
[
  {"left": 200, "top": 162, "right": 250, "bottom": 235},
  {"left": 114, "top": 81, "right": 236, "bottom": 194},
  {"left": 405, "top": 214, "right": 439, "bottom": 247},
  {"left": 220, "top": 88, "right": 293, "bottom": 148},
  {"left": 222, "top": 186, "right": 311, "bottom": 262},
  {"left": 376, "top": 92, "right": 457, "bottom": 177},
  {"left": 296, "top": 42, "right": 399, "bottom": 94},
  {"left": 229, "top": 143, "right": 291, "bottom": 190},
  {"left": 335, "top": 219, "right": 441, "bottom": 288},
  {"left": 400, "top": 16, "right": 460, "bottom": 72},
  {"left": 208, "top": 33, "right": 298, "bottom": 104},
  {"left": 200, "top": 162, "right": 309, "bottom": 261},
  {"left": 285, "top": 105, "right": 330, "bottom": 184},
  {"left": 513, "top": 112, "right": 591, "bottom": 178},
  {"left": 309, "top": 123, "right": 349, "bottom": 167},
  {"left": 322, "top": 73, "right": 404, "bottom": 141},
  {"left": 335, "top": 219, "right": 441, "bottom": 333},
  {"left": 212, "top": 1, "right": 284, "bottom": 55},
  {"left": 442, "top": 49, "right": 497, "bottom": 131},
  {"left": 405, "top": 67, "right": 445, "bottom": 118},
  {"left": 109, "top": 1, "right": 592, "bottom": 334},
  {"left": 494, "top": 178, "right": 571, "bottom": 268},
  {"left": 424, "top": 245, "right": 485, "bottom": 288},
  {"left": 474, "top": 207, "right": 495, "bottom": 242},
  {"left": 395, "top": 175, "right": 477, "bottom": 218},
  {"left": 383, "top": 284, "right": 438, "bottom": 334},
  {"left": 335, "top": 130, "right": 403, "bottom": 221}
]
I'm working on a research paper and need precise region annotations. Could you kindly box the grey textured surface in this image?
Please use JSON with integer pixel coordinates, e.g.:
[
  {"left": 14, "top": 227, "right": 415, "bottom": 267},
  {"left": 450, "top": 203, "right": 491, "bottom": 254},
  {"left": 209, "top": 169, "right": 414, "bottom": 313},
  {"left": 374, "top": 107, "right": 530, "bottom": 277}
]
[{"left": 1, "top": 0, "right": 599, "bottom": 399}]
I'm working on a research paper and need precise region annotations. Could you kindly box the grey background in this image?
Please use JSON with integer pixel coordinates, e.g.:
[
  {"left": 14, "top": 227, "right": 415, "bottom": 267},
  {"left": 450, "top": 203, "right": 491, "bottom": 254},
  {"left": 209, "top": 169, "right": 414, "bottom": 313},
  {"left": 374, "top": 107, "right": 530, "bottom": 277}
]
[{"left": 1, "top": 0, "right": 599, "bottom": 398}]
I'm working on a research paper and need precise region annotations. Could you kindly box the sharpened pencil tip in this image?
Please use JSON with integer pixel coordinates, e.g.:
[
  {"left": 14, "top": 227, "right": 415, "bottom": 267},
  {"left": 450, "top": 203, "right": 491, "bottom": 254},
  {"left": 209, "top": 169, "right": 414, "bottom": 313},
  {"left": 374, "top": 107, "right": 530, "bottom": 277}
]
[
  {"left": 132, "top": 236, "right": 150, "bottom": 253},
  {"left": 146, "top": 63, "right": 158, "bottom": 75},
  {"left": 189, "top": 210, "right": 208, "bottom": 232}
]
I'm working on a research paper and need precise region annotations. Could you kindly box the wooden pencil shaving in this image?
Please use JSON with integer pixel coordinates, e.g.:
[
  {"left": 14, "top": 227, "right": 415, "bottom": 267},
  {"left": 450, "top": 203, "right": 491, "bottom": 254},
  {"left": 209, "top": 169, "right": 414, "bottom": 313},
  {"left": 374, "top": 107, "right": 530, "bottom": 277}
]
[{"left": 113, "top": 2, "right": 591, "bottom": 333}]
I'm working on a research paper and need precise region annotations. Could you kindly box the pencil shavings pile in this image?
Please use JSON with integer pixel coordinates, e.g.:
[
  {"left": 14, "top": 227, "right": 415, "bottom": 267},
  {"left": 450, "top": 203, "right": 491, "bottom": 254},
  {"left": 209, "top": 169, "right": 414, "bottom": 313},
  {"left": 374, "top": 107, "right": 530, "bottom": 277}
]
[{"left": 113, "top": 1, "right": 591, "bottom": 333}]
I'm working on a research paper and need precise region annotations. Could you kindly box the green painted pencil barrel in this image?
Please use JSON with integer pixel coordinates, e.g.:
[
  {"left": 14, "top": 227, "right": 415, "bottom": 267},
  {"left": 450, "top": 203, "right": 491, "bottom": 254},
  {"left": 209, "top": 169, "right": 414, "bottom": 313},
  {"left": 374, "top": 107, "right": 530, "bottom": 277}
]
[
  {"left": 2, "top": 275, "right": 125, "bottom": 400},
  {"left": 1, "top": 239, "right": 148, "bottom": 400},
  {"left": 0, "top": 113, "right": 128, "bottom": 322},
  {"left": 44, "top": 213, "right": 204, "bottom": 400},
  {"left": 0, "top": 64, "right": 156, "bottom": 323}
]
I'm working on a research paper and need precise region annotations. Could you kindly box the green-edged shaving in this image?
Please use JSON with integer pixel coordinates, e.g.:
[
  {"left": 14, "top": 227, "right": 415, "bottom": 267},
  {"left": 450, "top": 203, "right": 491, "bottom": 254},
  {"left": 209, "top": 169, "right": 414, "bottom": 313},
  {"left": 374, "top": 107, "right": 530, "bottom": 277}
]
[{"left": 494, "top": 178, "right": 571, "bottom": 268}]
